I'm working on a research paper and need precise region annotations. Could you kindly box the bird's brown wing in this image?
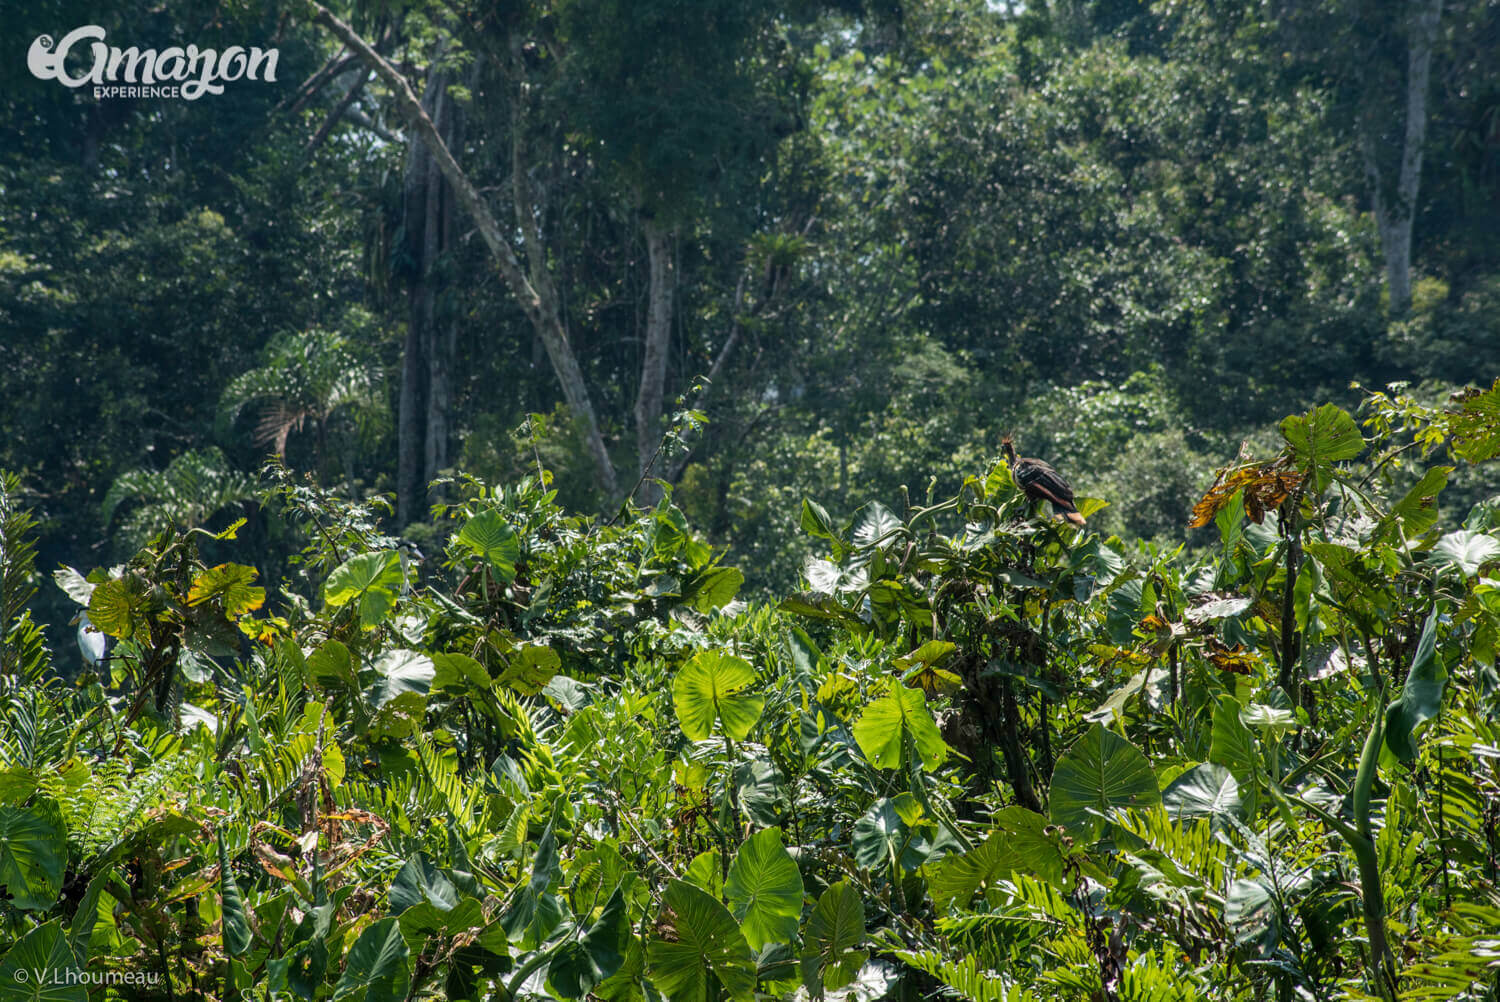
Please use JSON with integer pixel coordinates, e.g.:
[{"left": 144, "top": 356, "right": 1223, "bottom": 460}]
[{"left": 1015, "top": 459, "right": 1076, "bottom": 507}]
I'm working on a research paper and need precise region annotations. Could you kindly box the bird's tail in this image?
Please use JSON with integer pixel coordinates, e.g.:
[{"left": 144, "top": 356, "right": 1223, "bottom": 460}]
[{"left": 1054, "top": 503, "right": 1086, "bottom": 527}]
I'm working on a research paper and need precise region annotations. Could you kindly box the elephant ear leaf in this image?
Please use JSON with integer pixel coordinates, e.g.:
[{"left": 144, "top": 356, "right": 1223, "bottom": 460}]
[
  {"left": 1279, "top": 403, "right": 1363, "bottom": 491},
  {"left": 852, "top": 686, "right": 948, "bottom": 771},
  {"left": 647, "top": 879, "right": 756, "bottom": 1002},
  {"left": 0, "top": 921, "right": 86, "bottom": 1002},
  {"left": 725, "top": 828, "right": 803, "bottom": 951},
  {"left": 333, "top": 917, "right": 410, "bottom": 1002},
  {"left": 0, "top": 802, "right": 66, "bottom": 911},
  {"left": 548, "top": 886, "right": 628, "bottom": 998},
  {"left": 1385, "top": 607, "right": 1447, "bottom": 763},
  {"left": 672, "top": 651, "right": 763, "bottom": 742},
  {"left": 456, "top": 510, "right": 520, "bottom": 582},
  {"left": 800, "top": 881, "right": 867, "bottom": 998},
  {"left": 1048, "top": 723, "right": 1159, "bottom": 838}
]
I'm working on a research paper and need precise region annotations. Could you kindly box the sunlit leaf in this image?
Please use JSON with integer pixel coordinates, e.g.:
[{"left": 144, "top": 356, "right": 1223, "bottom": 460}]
[
  {"left": 852, "top": 686, "right": 948, "bottom": 771},
  {"left": 725, "top": 828, "right": 803, "bottom": 951},
  {"left": 456, "top": 510, "right": 520, "bottom": 582},
  {"left": 672, "top": 650, "right": 763, "bottom": 742},
  {"left": 1048, "top": 723, "right": 1159, "bottom": 838},
  {"left": 189, "top": 563, "right": 265, "bottom": 616},
  {"left": 648, "top": 880, "right": 756, "bottom": 1002}
]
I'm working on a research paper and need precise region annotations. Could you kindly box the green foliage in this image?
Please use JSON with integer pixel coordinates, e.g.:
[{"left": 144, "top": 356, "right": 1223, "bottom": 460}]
[{"left": 0, "top": 388, "right": 1498, "bottom": 1000}]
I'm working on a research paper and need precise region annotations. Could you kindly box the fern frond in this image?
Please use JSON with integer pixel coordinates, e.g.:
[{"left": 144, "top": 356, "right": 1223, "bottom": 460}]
[
  {"left": 895, "top": 950, "right": 1040, "bottom": 1002},
  {"left": 0, "top": 471, "right": 46, "bottom": 680}
]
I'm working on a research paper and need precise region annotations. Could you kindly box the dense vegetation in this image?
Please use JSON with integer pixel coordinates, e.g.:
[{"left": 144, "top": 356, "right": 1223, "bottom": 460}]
[
  {"left": 3, "top": 0, "right": 1500, "bottom": 999},
  {"left": 2, "top": 387, "right": 1500, "bottom": 1001}
]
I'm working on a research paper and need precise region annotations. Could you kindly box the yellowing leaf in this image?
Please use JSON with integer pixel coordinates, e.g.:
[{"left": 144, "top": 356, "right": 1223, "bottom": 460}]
[{"left": 189, "top": 563, "right": 265, "bottom": 616}]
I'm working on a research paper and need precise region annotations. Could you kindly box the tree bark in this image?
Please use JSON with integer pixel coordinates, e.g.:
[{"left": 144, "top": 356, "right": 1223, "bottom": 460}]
[
  {"left": 310, "top": 2, "right": 619, "bottom": 499},
  {"left": 1360, "top": 0, "right": 1443, "bottom": 317},
  {"left": 634, "top": 221, "right": 675, "bottom": 505},
  {"left": 397, "top": 65, "right": 455, "bottom": 526},
  {"left": 510, "top": 84, "right": 620, "bottom": 498}
]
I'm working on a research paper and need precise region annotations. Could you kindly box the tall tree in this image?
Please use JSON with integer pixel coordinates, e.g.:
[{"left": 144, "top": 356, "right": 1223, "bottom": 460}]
[
  {"left": 397, "top": 59, "right": 462, "bottom": 524},
  {"left": 1355, "top": 0, "right": 1445, "bottom": 316},
  {"left": 306, "top": 0, "right": 842, "bottom": 509}
]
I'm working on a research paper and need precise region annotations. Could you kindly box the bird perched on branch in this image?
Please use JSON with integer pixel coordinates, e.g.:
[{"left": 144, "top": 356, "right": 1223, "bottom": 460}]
[{"left": 1002, "top": 436, "right": 1086, "bottom": 526}]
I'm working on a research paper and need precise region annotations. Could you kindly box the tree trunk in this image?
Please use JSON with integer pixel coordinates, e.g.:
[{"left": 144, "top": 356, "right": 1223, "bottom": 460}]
[
  {"left": 510, "top": 86, "right": 620, "bottom": 498},
  {"left": 311, "top": 3, "right": 619, "bottom": 499},
  {"left": 397, "top": 65, "right": 455, "bottom": 526},
  {"left": 634, "top": 221, "right": 675, "bottom": 505},
  {"left": 1361, "top": 0, "right": 1443, "bottom": 317}
]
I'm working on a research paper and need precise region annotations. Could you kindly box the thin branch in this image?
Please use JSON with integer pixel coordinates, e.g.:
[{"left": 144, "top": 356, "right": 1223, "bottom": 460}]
[{"left": 303, "top": 69, "right": 372, "bottom": 155}]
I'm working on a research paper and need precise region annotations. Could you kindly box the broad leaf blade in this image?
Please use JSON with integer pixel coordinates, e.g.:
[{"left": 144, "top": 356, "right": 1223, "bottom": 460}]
[{"left": 1048, "top": 723, "right": 1159, "bottom": 838}]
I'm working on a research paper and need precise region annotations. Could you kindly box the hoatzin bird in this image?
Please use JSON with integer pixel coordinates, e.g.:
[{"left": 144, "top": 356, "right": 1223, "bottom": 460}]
[{"left": 1002, "top": 436, "right": 1086, "bottom": 526}]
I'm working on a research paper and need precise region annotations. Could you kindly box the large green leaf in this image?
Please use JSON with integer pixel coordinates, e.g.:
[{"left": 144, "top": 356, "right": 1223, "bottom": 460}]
[
  {"left": 1427, "top": 529, "right": 1500, "bottom": 578},
  {"left": 725, "top": 828, "right": 803, "bottom": 951},
  {"left": 1279, "top": 403, "right": 1363, "bottom": 490},
  {"left": 362, "top": 649, "right": 434, "bottom": 711},
  {"left": 800, "top": 498, "right": 839, "bottom": 543},
  {"left": 924, "top": 807, "right": 1064, "bottom": 908},
  {"left": 456, "top": 510, "right": 520, "bottom": 582},
  {"left": 0, "top": 803, "right": 66, "bottom": 911},
  {"left": 499, "top": 644, "right": 561, "bottom": 696},
  {"left": 686, "top": 567, "right": 745, "bottom": 612},
  {"left": 1380, "top": 466, "right": 1452, "bottom": 540},
  {"left": 389, "top": 853, "right": 458, "bottom": 915},
  {"left": 323, "top": 551, "right": 403, "bottom": 627},
  {"left": 218, "top": 832, "right": 253, "bottom": 957},
  {"left": 1225, "top": 878, "right": 1278, "bottom": 952},
  {"left": 86, "top": 573, "right": 151, "bottom": 641},
  {"left": 1208, "top": 696, "right": 1258, "bottom": 784},
  {"left": 799, "top": 881, "right": 866, "bottom": 997},
  {"left": 1162, "top": 763, "right": 1243, "bottom": 827},
  {"left": 647, "top": 879, "right": 756, "bottom": 1002},
  {"left": 188, "top": 562, "right": 265, "bottom": 616},
  {"left": 852, "top": 686, "right": 949, "bottom": 771},
  {"left": 431, "top": 651, "right": 490, "bottom": 694},
  {"left": 501, "top": 822, "right": 560, "bottom": 944},
  {"left": 0, "top": 921, "right": 86, "bottom": 1002},
  {"left": 332, "top": 917, "right": 410, "bottom": 1002},
  {"left": 671, "top": 650, "right": 764, "bottom": 742},
  {"left": 852, "top": 795, "right": 928, "bottom": 873},
  {"left": 1384, "top": 608, "right": 1447, "bottom": 762},
  {"left": 1048, "top": 723, "right": 1159, "bottom": 838},
  {"left": 550, "top": 886, "right": 629, "bottom": 998},
  {"left": 308, "top": 639, "right": 356, "bottom": 692}
]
